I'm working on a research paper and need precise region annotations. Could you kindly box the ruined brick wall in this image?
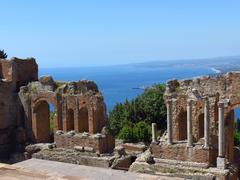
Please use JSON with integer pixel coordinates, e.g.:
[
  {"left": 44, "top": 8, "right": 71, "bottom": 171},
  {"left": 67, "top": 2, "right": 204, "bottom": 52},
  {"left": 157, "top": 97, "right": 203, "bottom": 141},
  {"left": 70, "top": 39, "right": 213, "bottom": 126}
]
[
  {"left": 54, "top": 132, "right": 114, "bottom": 154},
  {"left": 0, "top": 58, "right": 38, "bottom": 157},
  {"left": 0, "top": 60, "right": 12, "bottom": 80},
  {"left": 18, "top": 75, "right": 113, "bottom": 153},
  {"left": 165, "top": 72, "right": 240, "bottom": 165},
  {"left": 11, "top": 57, "right": 38, "bottom": 89},
  {"left": 151, "top": 143, "right": 217, "bottom": 165}
]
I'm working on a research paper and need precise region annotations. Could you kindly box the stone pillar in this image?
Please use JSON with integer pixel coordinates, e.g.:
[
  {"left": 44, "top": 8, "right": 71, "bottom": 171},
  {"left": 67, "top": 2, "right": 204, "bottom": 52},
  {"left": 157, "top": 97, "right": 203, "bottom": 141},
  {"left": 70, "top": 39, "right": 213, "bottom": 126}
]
[
  {"left": 217, "top": 101, "right": 226, "bottom": 169},
  {"left": 204, "top": 98, "right": 210, "bottom": 148},
  {"left": 167, "top": 100, "right": 173, "bottom": 145},
  {"left": 152, "top": 123, "right": 157, "bottom": 143},
  {"left": 218, "top": 102, "right": 225, "bottom": 157},
  {"left": 187, "top": 99, "right": 193, "bottom": 147}
]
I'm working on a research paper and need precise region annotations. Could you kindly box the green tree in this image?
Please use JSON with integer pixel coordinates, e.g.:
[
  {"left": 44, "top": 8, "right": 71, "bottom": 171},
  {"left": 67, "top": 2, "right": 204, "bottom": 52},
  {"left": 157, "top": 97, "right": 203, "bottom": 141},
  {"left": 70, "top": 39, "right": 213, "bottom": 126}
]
[
  {"left": 133, "top": 121, "right": 152, "bottom": 142},
  {"left": 118, "top": 122, "right": 135, "bottom": 142},
  {"left": 108, "top": 84, "right": 166, "bottom": 142},
  {"left": 0, "top": 50, "right": 7, "bottom": 59}
]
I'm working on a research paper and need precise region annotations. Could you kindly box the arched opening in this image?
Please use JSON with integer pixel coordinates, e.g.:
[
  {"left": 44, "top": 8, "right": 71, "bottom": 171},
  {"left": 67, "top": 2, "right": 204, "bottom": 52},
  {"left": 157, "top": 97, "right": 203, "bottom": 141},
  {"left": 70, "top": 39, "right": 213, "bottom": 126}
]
[
  {"left": 67, "top": 109, "right": 74, "bottom": 131},
  {"left": 32, "top": 100, "right": 55, "bottom": 143},
  {"left": 177, "top": 111, "right": 187, "bottom": 141},
  {"left": 198, "top": 113, "right": 204, "bottom": 139},
  {"left": 79, "top": 107, "right": 89, "bottom": 132}
]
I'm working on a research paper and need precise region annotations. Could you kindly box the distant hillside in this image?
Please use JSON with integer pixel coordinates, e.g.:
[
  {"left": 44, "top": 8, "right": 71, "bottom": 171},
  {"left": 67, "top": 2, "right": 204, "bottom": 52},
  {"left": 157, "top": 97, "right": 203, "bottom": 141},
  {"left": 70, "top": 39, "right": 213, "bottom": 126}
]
[{"left": 130, "top": 56, "right": 240, "bottom": 73}]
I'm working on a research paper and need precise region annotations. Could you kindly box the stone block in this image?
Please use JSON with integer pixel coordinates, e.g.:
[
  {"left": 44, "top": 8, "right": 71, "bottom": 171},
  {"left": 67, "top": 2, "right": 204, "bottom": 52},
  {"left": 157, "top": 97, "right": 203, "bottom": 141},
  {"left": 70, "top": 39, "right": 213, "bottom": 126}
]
[
  {"left": 84, "top": 147, "right": 94, "bottom": 153},
  {"left": 216, "top": 157, "right": 226, "bottom": 169},
  {"left": 74, "top": 146, "right": 84, "bottom": 152}
]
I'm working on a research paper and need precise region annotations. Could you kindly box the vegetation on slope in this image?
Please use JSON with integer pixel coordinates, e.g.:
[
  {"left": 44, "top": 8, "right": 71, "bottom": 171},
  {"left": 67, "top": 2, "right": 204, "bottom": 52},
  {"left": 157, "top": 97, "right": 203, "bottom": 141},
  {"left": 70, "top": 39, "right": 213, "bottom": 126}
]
[{"left": 107, "top": 84, "right": 166, "bottom": 143}]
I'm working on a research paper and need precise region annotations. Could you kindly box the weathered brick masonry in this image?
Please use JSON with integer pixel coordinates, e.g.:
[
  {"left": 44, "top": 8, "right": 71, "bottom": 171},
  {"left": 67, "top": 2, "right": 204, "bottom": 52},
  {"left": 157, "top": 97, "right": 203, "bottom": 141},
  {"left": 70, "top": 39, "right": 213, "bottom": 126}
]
[
  {"left": 0, "top": 57, "right": 114, "bottom": 157},
  {"left": 0, "top": 58, "right": 37, "bottom": 157}
]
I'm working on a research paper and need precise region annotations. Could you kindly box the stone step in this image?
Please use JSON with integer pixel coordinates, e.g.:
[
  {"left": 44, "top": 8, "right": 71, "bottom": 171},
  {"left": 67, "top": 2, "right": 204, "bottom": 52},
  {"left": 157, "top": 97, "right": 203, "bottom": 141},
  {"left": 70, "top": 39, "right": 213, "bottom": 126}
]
[{"left": 154, "top": 158, "right": 209, "bottom": 169}]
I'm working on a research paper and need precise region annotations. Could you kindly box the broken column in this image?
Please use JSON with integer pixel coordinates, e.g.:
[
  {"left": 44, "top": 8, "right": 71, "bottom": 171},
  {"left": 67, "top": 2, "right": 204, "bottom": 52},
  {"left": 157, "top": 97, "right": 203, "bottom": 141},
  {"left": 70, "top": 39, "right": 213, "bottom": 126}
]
[
  {"left": 204, "top": 98, "right": 210, "bottom": 148},
  {"left": 187, "top": 99, "right": 193, "bottom": 147},
  {"left": 152, "top": 123, "right": 157, "bottom": 143},
  {"left": 167, "top": 100, "right": 173, "bottom": 145},
  {"left": 217, "top": 101, "right": 226, "bottom": 169}
]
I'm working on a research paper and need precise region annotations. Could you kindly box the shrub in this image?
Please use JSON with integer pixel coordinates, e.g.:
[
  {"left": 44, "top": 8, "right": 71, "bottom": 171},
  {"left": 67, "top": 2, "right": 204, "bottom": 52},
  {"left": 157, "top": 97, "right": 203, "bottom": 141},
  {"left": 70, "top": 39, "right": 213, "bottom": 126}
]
[
  {"left": 118, "top": 122, "right": 135, "bottom": 142},
  {"left": 133, "top": 121, "right": 151, "bottom": 142},
  {"left": 234, "top": 130, "right": 240, "bottom": 147},
  {"left": 117, "top": 121, "right": 152, "bottom": 143}
]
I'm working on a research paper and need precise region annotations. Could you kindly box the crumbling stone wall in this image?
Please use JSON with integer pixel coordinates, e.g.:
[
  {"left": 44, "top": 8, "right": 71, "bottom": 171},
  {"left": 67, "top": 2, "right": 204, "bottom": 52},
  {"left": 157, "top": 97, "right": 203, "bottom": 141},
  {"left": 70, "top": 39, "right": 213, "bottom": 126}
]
[
  {"left": 18, "top": 71, "right": 114, "bottom": 154},
  {"left": 19, "top": 77, "right": 107, "bottom": 137},
  {"left": 162, "top": 72, "right": 240, "bottom": 166},
  {"left": 55, "top": 131, "right": 115, "bottom": 154},
  {"left": 0, "top": 57, "right": 38, "bottom": 157}
]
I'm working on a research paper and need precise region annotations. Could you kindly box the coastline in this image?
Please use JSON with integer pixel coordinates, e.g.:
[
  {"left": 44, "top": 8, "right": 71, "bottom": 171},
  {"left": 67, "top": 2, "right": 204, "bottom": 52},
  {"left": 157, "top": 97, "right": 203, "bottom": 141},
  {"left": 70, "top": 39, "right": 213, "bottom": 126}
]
[{"left": 211, "top": 67, "right": 221, "bottom": 74}]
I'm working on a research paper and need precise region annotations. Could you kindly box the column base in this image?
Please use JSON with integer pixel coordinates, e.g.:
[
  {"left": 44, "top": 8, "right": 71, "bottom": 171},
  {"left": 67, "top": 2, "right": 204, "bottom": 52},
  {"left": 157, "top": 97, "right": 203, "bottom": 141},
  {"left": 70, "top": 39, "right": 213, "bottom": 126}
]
[
  {"left": 217, "top": 157, "right": 226, "bottom": 169},
  {"left": 167, "top": 139, "right": 173, "bottom": 145},
  {"left": 187, "top": 143, "right": 193, "bottom": 148},
  {"left": 151, "top": 141, "right": 158, "bottom": 145},
  {"left": 203, "top": 145, "right": 210, "bottom": 150}
]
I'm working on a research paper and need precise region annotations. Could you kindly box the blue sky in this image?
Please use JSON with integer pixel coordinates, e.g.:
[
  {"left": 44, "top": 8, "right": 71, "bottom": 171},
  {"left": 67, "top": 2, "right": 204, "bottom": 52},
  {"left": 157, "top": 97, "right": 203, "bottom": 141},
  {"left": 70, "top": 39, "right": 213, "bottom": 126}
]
[{"left": 1, "top": 0, "right": 240, "bottom": 67}]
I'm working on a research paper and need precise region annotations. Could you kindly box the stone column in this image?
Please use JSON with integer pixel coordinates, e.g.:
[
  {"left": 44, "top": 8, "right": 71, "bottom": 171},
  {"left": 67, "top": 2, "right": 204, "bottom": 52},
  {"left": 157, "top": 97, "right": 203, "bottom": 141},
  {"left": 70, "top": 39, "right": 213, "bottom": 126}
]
[
  {"left": 217, "top": 101, "right": 226, "bottom": 169},
  {"left": 167, "top": 100, "right": 173, "bottom": 145},
  {"left": 218, "top": 102, "right": 225, "bottom": 157},
  {"left": 152, "top": 123, "right": 157, "bottom": 143},
  {"left": 204, "top": 98, "right": 210, "bottom": 148},
  {"left": 187, "top": 99, "right": 193, "bottom": 147}
]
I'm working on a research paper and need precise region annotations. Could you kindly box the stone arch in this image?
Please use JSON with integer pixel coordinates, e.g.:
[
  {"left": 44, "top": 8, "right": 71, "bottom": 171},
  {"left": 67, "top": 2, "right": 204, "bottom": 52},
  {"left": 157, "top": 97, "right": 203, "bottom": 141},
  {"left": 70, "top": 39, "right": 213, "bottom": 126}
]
[
  {"left": 177, "top": 110, "right": 187, "bottom": 141},
  {"left": 66, "top": 108, "right": 74, "bottom": 131},
  {"left": 78, "top": 107, "right": 89, "bottom": 132},
  {"left": 32, "top": 100, "right": 52, "bottom": 143}
]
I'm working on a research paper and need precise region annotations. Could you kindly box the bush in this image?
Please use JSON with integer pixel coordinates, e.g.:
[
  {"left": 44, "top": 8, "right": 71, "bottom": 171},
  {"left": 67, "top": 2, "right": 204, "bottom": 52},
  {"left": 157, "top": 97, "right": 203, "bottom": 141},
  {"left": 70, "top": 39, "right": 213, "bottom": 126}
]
[
  {"left": 234, "top": 130, "right": 240, "bottom": 147},
  {"left": 118, "top": 122, "right": 135, "bottom": 142},
  {"left": 108, "top": 84, "right": 166, "bottom": 142},
  {"left": 133, "top": 121, "right": 151, "bottom": 142},
  {"left": 118, "top": 121, "right": 152, "bottom": 143}
]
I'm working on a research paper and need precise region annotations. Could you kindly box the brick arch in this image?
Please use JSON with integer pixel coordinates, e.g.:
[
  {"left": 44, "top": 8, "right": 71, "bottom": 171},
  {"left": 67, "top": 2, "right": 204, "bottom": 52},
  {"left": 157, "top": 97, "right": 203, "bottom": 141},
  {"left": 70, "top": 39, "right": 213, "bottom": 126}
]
[
  {"left": 32, "top": 95, "right": 57, "bottom": 109},
  {"left": 176, "top": 109, "right": 187, "bottom": 141},
  {"left": 32, "top": 94, "right": 60, "bottom": 133},
  {"left": 32, "top": 100, "right": 52, "bottom": 143},
  {"left": 66, "top": 108, "right": 74, "bottom": 131},
  {"left": 78, "top": 107, "right": 89, "bottom": 132}
]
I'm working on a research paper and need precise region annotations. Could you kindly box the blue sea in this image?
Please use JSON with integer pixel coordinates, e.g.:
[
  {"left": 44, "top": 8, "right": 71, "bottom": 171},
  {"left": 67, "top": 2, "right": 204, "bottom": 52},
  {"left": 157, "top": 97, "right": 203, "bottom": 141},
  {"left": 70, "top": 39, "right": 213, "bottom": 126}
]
[
  {"left": 39, "top": 65, "right": 214, "bottom": 109},
  {"left": 39, "top": 65, "right": 240, "bottom": 119}
]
